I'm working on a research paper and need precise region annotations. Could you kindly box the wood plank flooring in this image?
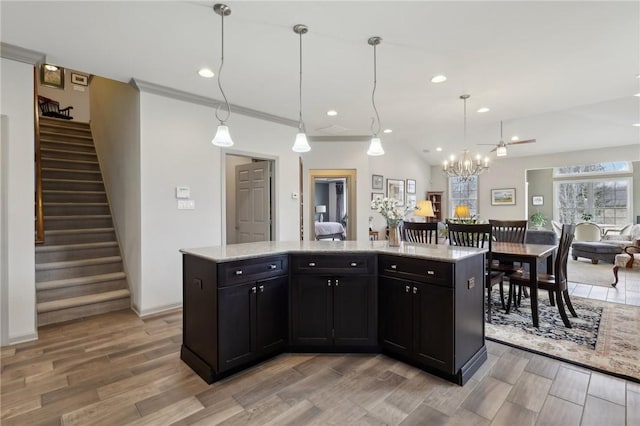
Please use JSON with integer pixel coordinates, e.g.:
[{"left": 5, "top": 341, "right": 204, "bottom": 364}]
[{"left": 1, "top": 308, "right": 638, "bottom": 425}]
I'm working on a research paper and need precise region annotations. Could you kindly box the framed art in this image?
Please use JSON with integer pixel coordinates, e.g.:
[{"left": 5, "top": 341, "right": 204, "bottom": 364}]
[
  {"left": 491, "top": 188, "right": 516, "bottom": 205},
  {"left": 40, "top": 64, "right": 64, "bottom": 89},
  {"left": 71, "top": 73, "right": 88, "bottom": 86},
  {"left": 372, "top": 174, "right": 383, "bottom": 190},
  {"left": 406, "top": 194, "right": 417, "bottom": 209},
  {"left": 406, "top": 179, "right": 416, "bottom": 194},
  {"left": 386, "top": 179, "right": 405, "bottom": 206},
  {"left": 532, "top": 195, "right": 544, "bottom": 206},
  {"left": 371, "top": 192, "right": 384, "bottom": 208}
]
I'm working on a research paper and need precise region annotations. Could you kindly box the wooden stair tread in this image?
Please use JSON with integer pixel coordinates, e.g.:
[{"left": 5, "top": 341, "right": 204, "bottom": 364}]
[
  {"left": 37, "top": 271, "right": 126, "bottom": 290},
  {"left": 36, "top": 241, "right": 118, "bottom": 252},
  {"left": 42, "top": 178, "right": 102, "bottom": 184},
  {"left": 42, "top": 167, "right": 101, "bottom": 174},
  {"left": 41, "top": 157, "right": 99, "bottom": 165},
  {"left": 45, "top": 215, "right": 111, "bottom": 220},
  {"left": 43, "top": 190, "right": 106, "bottom": 194},
  {"left": 41, "top": 147, "right": 97, "bottom": 156},
  {"left": 45, "top": 227, "right": 115, "bottom": 235},
  {"left": 43, "top": 202, "right": 109, "bottom": 206},
  {"left": 37, "top": 289, "right": 130, "bottom": 313},
  {"left": 40, "top": 138, "right": 94, "bottom": 146},
  {"left": 36, "top": 256, "right": 122, "bottom": 271}
]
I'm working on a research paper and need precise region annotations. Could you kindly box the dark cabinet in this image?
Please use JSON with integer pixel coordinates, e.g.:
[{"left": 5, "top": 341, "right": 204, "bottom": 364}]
[
  {"left": 218, "top": 275, "right": 288, "bottom": 372},
  {"left": 181, "top": 254, "right": 288, "bottom": 383},
  {"left": 291, "top": 254, "right": 377, "bottom": 349},
  {"left": 379, "top": 254, "right": 482, "bottom": 379}
]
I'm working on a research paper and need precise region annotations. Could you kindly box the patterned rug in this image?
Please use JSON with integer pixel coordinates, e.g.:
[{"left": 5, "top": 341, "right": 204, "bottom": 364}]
[{"left": 486, "top": 294, "right": 640, "bottom": 382}]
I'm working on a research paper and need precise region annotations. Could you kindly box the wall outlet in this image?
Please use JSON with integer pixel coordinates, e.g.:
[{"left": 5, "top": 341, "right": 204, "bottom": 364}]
[{"left": 178, "top": 199, "right": 195, "bottom": 210}]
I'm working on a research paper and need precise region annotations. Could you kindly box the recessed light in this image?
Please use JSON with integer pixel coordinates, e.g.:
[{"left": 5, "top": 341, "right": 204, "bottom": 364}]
[
  {"left": 511, "top": 136, "right": 519, "bottom": 141},
  {"left": 430, "top": 75, "right": 447, "bottom": 83},
  {"left": 198, "top": 68, "right": 215, "bottom": 78},
  {"left": 436, "top": 147, "right": 442, "bottom": 152},
  {"left": 477, "top": 107, "right": 490, "bottom": 113},
  {"left": 44, "top": 64, "right": 58, "bottom": 71},
  {"left": 327, "top": 110, "right": 338, "bottom": 116},
  {"left": 634, "top": 93, "right": 640, "bottom": 97},
  {"left": 633, "top": 123, "right": 640, "bottom": 127},
  {"left": 636, "top": 74, "right": 640, "bottom": 79},
  {"left": 383, "top": 129, "right": 392, "bottom": 134}
]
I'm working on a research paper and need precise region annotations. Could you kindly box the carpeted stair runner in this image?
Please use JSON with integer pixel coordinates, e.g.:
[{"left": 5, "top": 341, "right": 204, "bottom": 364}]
[{"left": 35, "top": 116, "right": 130, "bottom": 326}]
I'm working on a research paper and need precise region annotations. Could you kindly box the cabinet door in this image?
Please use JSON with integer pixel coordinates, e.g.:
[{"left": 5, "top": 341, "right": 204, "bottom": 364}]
[
  {"left": 378, "top": 276, "right": 413, "bottom": 355},
  {"left": 333, "top": 276, "right": 377, "bottom": 346},
  {"left": 218, "top": 282, "right": 256, "bottom": 371},
  {"left": 291, "top": 276, "right": 333, "bottom": 346},
  {"left": 413, "top": 282, "right": 454, "bottom": 372},
  {"left": 256, "top": 276, "right": 288, "bottom": 354}
]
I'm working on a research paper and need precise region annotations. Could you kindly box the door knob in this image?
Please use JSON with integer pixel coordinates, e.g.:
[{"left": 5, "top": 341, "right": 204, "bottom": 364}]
[
  {"left": 335, "top": 279, "right": 339, "bottom": 287},
  {"left": 327, "top": 279, "right": 331, "bottom": 286},
  {"left": 259, "top": 285, "right": 264, "bottom": 292},
  {"left": 251, "top": 286, "right": 257, "bottom": 294},
  {"left": 413, "top": 287, "right": 418, "bottom": 294},
  {"left": 405, "top": 285, "right": 410, "bottom": 293}
]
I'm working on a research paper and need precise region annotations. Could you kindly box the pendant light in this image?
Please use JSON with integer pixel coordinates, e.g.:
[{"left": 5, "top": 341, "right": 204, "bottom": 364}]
[
  {"left": 367, "top": 36, "right": 384, "bottom": 156},
  {"left": 496, "top": 121, "right": 508, "bottom": 157},
  {"left": 211, "top": 4, "right": 233, "bottom": 147},
  {"left": 292, "top": 24, "right": 311, "bottom": 153}
]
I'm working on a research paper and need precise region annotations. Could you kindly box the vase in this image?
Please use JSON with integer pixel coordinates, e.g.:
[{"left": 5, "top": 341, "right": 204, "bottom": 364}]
[{"left": 388, "top": 223, "right": 401, "bottom": 247}]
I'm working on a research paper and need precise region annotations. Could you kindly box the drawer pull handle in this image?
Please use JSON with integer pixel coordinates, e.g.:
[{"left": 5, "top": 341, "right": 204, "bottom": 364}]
[
  {"left": 268, "top": 264, "right": 277, "bottom": 270},
  {"left": 390, "top": 264, "right": 397, "bottom": 270},
  {"left": 350, "top": 262, "right": 358, "bottom": 267},
  {"left": 413, "top": 287, "right": 418, "bottom": 295},
  {"left": 405, "top": 285, "right": 410, "bottom": 293},
  {"left": 235, "top": 270, "right": 243, "bottom": 276},
  {"left": 259, "top": 285, "right": 264, "bottom": 292},
  {"left": 251, "top": 286, "right": 257, "bottom": 294},
  {"left": 327, "top": 279, "right": 331, "bottom": 287},
  {"left": 309, "top": 262, "right": 316, "bottom": 267},
  {"left": 427, "top": 270, "right": 435, "bottom": 275}
]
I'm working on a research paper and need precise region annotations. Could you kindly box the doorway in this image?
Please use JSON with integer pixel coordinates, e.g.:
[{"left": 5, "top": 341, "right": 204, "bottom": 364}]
[
  {"left": 308, "top": 169, "right": 357, "bottom": 240},
  {"left": 225, "top": 154, "right": 275, "bottom": 244}
]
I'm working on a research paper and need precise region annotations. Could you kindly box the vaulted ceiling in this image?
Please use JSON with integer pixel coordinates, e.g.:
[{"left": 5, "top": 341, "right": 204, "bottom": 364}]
[{"left": 2, "top": 1, "right": 639, "bottom": 163}]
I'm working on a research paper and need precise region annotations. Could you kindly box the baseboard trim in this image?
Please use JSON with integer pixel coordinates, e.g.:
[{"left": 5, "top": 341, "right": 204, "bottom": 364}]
[
  {"left": 133, "top": 302, "right": 182, "bottom": 318},
  {"left": 5, "top": 331, "right": 38, "bottom": 346}
]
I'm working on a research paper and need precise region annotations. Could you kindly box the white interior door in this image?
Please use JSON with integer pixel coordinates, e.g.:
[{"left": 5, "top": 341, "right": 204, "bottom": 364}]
[{"left": 236, "top": 161, "right": 271, "bottom": 243}]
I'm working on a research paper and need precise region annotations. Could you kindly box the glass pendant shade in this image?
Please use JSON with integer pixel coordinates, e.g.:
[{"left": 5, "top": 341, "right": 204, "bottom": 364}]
[
  {"left": 496, "top": 145, "right": 507, "bottom": 157},
  {"left": 367, "top": 137, "right": 384, "bottom": 156},
  {"left": 292, "top": 132, "right": 311, "bottom": 152},
  {"left": 211, "top": 124, "right": 233, "bottom": 147}
]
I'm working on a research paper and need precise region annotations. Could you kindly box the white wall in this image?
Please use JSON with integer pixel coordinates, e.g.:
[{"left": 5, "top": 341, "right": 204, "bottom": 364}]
[
  {"left": 136, "top": 90, "right": 299, "bottom": 315},
  {"left": 89, "top": 77, "right": 141, "bottom": 309},
  {"left": 225, "top": 154, "right": 252, "bottom": 244},
  {"left": 430, "top": 144, "right": 640, "bottom": 221},
  {"left": 0, "top": 58, "right": 37, "bottom": 344}
]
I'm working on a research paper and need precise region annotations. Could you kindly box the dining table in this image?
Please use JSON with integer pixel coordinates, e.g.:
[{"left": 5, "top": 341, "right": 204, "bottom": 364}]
[{"left": 491, "top": 241, "right": 557, "bottom": 327}]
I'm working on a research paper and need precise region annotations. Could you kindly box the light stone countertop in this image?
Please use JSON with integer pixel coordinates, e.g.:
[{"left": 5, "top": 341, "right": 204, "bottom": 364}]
[{"left": 180, "top": 240, "right": 485, "bottom": 263}]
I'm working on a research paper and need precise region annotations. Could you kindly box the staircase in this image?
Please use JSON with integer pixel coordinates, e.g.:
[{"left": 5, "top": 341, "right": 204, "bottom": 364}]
[{"left": 35, "top": 116, "right": 130, "bottom": 326}]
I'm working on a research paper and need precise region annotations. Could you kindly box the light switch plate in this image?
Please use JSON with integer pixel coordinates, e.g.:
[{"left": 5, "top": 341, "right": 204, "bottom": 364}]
[{"left": 176, "top": 186, "right": 190, "bottom": 199}]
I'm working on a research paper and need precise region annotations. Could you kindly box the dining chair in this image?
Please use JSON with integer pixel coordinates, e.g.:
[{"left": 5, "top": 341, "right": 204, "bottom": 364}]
[
  {"left": 489, "top": 219, "right": 528, "bottom": 303},
  {"left": 507, "top": 224, "right": 577, "bottom": 328},
  {"left": 447, "top": 223, "right": 504, "bottom": 322},
  {"left": 401, "top": 222, "right": 439, "bottom": 244}
]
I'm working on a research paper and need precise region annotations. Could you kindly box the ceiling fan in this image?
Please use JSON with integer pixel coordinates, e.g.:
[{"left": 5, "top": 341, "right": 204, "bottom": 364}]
[{"left": 478, "top": 121, "right": 536, "bottom": 157}]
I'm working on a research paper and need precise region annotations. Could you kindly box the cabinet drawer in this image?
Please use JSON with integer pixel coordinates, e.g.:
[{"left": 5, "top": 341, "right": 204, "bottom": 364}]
[
  {"left": 291, "top": 254, "right": 374, "bottom": 275},
  {"left": 218, "top": 255, "right": 288, "bottom": 287},
  {"left": 379, "top": 255, "right": 452, "bottom": 287}
]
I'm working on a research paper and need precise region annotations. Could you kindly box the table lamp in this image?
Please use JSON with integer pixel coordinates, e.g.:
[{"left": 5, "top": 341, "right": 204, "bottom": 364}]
[
  {"left": 454, "top": 205, "right": 471, "bottom": 220},
  {"left": 415, "top": 200, "right": 435, "bottom": 222},
  {"left": 315, "top": 205, "right": 326, "bottom": 222}
]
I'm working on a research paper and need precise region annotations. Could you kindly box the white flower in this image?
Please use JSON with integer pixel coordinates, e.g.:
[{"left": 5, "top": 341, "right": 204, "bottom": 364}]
[{"left": 370, "top": 197, "right": 414, "bottom": 225}]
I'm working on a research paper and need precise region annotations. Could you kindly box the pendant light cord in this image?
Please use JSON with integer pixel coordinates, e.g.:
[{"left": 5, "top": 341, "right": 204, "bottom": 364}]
[
  {"left": 215, "top": 10, "right": 231, "bottom": 124},
  {"left": 298, "top": 30, "right": 304, "bottom": 133},
  {"left": 370, "top": 43, "right": 381, "bottom": 137}
]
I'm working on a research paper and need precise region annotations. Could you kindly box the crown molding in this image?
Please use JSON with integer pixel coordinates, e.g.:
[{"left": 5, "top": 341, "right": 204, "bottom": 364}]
[
  {"left": 0, "top": 43, "right": 45, "bottom": 65},
  {"left": 308, "top": 135, "right": 370, "bottom": 142},
  {"left": 130, "top": 78, "right": 298, "bottom": 128}
]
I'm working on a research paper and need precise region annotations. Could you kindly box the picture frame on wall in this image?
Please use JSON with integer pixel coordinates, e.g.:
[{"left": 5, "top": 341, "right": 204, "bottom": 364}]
[
  {"left": 387, "top": 179, "right": 405, "bottom": 206},
  {"left": 372, "top": 174, "right": 383, "bottom": 190},
  {"left": 407, "top": 194, "right": 417, "bottom": 209},
  {"left": 71, "top": 73, "right": 89, "bottom": 86},
  {"left": 371, "top": 192, "right": 384, "bottom": 208},
  {"left": 40, "top": 64, "right": 64, "bottom": 89},
  {"left": 532, "top": 195, "right": 544, "bottom": 206},
  {"left": 491, "top": 188, "right": 516, "bottom": 205},
  {"left": 406, "top": 179, "right": 416, "bottom": 194}
]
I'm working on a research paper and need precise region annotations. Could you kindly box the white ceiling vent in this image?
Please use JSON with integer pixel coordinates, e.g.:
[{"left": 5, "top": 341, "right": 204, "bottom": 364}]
[{"left": 314, "top": 124, "right": 349, "bottom": 135}]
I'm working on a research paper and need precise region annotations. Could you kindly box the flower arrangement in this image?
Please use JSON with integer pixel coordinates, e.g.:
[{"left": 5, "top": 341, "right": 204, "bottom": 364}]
[{"left": 371, "top": 197, "right": 413, "bottom": 227}]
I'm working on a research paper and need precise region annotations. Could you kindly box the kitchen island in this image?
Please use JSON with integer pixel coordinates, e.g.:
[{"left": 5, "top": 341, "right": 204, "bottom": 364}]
[{"left": 180, "top": 240, "right": 487, "bottom": 385}]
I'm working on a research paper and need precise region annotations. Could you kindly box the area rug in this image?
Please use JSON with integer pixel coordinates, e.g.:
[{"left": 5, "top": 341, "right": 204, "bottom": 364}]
[
  {"left": 567, "top": 257, "right": 616, "bottom": 287},
  {"left": 486, "top": 295, "right": 640, "bottom": 382}
]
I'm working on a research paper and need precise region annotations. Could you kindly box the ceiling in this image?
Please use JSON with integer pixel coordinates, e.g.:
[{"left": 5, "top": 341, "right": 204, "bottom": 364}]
[{"left": 2, "top": 1, "right": 639, "bottom": 164}]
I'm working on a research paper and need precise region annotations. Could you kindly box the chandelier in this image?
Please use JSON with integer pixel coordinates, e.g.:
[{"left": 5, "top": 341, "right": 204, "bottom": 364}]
[{"left": 442, "top": 94, "right": 489, "bottom": 181}]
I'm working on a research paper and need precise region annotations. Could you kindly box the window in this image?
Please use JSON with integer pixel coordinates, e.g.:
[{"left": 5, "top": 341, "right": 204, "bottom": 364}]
[
  {"left": 449, "top": 176, "right": 478, "bottom": 218},
  {"left": 554, "top": 161, "right": 631, "bottom": 177},
  {"left": 554, "top": 178, "right": 631, "bottom": 225}
]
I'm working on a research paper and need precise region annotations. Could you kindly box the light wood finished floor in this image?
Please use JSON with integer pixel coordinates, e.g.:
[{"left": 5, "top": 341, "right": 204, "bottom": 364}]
[{"left": 1, "top": 307, "right": 638, "bottom": 426}]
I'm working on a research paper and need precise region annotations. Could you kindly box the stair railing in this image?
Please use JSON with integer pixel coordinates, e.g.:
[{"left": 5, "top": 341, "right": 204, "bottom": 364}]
[{"left": 34, "top": 67, "right": 44, "bottom": 244}]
